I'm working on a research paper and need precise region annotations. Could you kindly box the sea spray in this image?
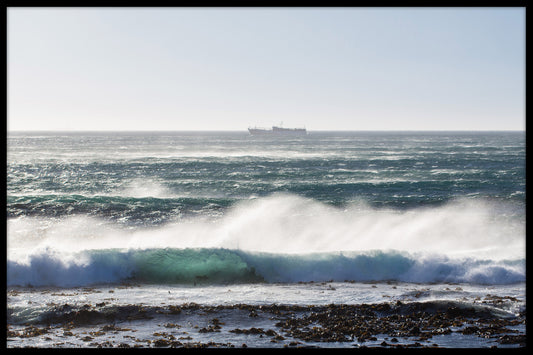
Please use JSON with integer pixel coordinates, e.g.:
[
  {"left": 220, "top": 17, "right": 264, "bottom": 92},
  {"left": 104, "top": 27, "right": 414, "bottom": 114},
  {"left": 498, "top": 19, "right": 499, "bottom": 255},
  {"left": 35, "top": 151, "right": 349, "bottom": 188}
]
[
  {"left": 216, "top": 194, "right": 523, "bottom": 258},
  {"left": 8, "top": 194, "right": 523, "bottom": 259}
]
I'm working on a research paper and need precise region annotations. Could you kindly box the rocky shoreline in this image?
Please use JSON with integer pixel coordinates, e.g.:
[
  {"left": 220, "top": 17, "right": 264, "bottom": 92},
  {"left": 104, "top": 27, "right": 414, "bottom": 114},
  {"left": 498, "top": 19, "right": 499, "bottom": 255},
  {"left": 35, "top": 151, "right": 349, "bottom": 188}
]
[{"left": 7, "top": 297, "right": 526, "bottom": 348}]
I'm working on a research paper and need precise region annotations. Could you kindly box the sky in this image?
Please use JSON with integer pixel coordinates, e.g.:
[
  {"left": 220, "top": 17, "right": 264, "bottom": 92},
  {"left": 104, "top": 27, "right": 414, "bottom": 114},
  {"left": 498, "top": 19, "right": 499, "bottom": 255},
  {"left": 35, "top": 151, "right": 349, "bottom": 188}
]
[{"left": 7, "top": 7, "right": 525, "bottom": 131}]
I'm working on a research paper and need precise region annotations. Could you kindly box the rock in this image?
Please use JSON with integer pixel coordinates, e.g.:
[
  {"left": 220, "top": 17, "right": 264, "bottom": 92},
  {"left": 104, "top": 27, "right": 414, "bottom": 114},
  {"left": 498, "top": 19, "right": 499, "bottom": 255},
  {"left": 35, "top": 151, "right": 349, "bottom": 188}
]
[{"left": 498, "top": 335, "right": 526, "bottom": 345}]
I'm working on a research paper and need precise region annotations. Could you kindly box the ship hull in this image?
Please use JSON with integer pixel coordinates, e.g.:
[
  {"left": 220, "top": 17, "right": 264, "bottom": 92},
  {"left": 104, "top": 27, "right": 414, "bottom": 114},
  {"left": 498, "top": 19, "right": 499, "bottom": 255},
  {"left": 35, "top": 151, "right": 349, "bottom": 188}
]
[{"left": 248, "top": 127, "right": 307, "bottom": 136}]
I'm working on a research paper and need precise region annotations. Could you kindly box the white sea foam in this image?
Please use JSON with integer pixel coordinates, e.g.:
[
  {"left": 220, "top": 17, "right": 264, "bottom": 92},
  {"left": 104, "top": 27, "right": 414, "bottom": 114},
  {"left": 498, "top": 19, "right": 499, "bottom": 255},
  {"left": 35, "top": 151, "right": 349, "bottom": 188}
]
[{"left": 118, "top": 179, "right": 176, "bottom": 198}]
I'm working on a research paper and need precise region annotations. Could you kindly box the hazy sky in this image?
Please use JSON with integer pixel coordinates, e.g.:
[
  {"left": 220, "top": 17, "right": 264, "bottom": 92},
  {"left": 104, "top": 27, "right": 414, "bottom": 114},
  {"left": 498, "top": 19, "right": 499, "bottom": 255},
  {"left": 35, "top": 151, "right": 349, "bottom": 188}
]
[{"left": 7, "top": 7, "right": 525, "bottom": 131}]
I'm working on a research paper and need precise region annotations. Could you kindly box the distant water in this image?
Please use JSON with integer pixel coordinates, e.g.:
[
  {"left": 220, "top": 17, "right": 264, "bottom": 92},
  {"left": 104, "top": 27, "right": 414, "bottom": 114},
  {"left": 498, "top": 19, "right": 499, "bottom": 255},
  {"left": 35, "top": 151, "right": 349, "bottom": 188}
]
[{"left": 7, "top": 131, "right": 525, "bottom": 287}]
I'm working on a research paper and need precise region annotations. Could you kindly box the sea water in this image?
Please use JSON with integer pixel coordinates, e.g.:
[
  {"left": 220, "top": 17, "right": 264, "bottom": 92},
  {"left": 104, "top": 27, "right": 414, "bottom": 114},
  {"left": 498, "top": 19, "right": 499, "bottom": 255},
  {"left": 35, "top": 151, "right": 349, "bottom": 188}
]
[{"left": 6, "top": 131, "right": 525, "bottom": 348}]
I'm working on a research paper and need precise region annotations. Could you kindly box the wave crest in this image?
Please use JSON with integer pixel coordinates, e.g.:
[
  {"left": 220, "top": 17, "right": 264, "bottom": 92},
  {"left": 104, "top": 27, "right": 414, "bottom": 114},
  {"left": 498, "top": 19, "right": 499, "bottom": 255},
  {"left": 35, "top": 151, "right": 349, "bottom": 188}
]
[{"left": 7, "top": 248, "right": 524, "bottom": 287}]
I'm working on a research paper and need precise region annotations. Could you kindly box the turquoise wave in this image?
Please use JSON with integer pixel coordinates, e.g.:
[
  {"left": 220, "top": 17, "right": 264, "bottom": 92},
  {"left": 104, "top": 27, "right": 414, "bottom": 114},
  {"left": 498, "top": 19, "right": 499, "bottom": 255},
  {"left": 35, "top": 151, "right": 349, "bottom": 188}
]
[{"left": 7, "top": 248, "right": 525, "bottom": 287}]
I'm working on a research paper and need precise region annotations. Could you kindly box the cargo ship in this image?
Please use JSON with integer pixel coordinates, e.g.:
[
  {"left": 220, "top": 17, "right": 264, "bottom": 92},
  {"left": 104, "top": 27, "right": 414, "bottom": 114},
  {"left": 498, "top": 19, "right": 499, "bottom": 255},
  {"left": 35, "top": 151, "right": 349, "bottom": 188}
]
[{"left": 248, "top": 126, "right": 307, "bottom": 136}]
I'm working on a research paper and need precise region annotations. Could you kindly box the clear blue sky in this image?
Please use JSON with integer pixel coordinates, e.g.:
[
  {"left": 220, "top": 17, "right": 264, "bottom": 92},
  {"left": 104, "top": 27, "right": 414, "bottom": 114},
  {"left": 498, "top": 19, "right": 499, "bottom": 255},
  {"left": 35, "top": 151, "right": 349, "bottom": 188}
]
[{"left": 7, "top": 7, "right": 525, "bottom": 131}]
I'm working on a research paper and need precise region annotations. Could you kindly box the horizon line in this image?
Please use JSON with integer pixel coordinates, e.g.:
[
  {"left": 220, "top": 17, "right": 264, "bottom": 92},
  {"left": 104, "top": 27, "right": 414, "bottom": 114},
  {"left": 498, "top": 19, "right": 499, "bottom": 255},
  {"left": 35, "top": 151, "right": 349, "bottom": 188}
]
[{"left": 7, "top": 129, "right": 525, "bottom": 133}]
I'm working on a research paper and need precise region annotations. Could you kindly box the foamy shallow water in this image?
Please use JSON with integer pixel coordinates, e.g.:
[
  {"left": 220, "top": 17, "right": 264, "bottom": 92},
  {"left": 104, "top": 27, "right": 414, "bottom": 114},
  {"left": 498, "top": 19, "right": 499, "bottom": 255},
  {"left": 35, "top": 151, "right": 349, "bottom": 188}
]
[{"left": 8, "top": 282, "right": 526, "bottom": 310}]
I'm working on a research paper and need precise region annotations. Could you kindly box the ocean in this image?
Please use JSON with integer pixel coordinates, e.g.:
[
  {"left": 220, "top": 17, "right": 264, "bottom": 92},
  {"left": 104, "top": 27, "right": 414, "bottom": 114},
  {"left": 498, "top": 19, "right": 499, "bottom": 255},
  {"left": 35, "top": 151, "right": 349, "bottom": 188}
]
[{"left": 6, "top": 131, "right": 525, "bottom": 348}]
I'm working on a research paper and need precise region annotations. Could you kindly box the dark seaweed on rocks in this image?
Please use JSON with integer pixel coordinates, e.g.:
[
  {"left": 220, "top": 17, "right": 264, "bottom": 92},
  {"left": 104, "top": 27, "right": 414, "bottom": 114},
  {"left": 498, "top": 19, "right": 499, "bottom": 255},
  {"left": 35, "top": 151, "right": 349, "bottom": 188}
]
[
  {"left": 7, "top": 299, "right": 525, "bottom": 348},
  {"left": 16, "top": 300, "right": 521, "bottom": 345}
]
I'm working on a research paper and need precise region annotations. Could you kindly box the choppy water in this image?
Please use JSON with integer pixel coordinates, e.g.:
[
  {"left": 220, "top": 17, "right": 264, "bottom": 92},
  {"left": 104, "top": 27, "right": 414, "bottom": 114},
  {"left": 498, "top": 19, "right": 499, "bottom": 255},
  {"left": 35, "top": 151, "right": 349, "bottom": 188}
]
[{"left": 7, "top": 131, "right": 525, "bottom": 287}]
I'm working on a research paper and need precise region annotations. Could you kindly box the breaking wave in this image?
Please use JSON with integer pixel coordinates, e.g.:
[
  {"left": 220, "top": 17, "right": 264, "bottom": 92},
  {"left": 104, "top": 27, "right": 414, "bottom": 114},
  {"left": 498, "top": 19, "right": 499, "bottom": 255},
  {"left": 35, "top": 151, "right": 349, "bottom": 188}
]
[
  {"left": 7, "top": 248, "right": 524, "bottom": 287},
  {"left": 7, "top": 194, "right": 524, "bottom": 287}
]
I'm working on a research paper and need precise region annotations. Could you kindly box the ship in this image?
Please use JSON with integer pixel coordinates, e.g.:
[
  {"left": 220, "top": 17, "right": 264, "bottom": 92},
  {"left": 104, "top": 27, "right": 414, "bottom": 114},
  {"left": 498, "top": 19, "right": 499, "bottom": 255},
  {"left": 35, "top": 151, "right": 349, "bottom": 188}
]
[{"left": 248, "top": 125, "right": 307, "bottom": 136}]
